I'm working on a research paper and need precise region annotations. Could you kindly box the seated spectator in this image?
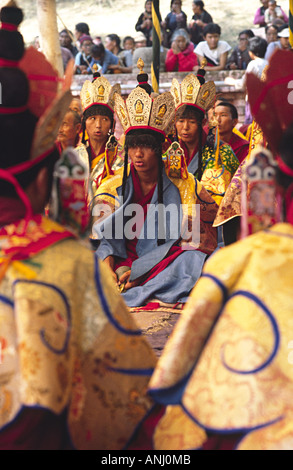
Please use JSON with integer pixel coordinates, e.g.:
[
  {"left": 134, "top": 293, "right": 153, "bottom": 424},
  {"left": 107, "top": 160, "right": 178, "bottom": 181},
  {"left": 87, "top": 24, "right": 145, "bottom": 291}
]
[
  {"left": 264, "top": 0, "right": 288, "bottom": 26},
  {"left": 214, "top": 101, "right": 249, "bottom": 164},
  {"left": 243, "top": 36, "right": 269, "bottom": 124},
  {"left": 56, "top": 109, "right": 82, "bottom": 153},
  {"left": 226, "top": 29, "right": 254, "bottom": 70},
  {"left": 161, "top": 0, "right": 188, "bottom": 48},
  {"left": 74, "top": 22, "right": 90, "bottom": 49},
  {"left": 135, "top": 0, "right": 161, "bottom": 47},
  {"left": 188, "top": 0, "right": 213, "bottom": 46},
  {"left": 265, "top": 23, "right": 278, "bottom": 43},
  {"left": 253, "top": 0, "right": 269, "bottom": 27},
  {"left": 123, "top": 36, "right": 135, "bottom": 52},
  {"left": 87, "top": 43, "right": 119, "bottom": 74},
  {"left": 265, "top": 26, "right": 290, "bottom": 60},
  {"left": 93, "top": 36, "right": 102, "bottom": 45},
  {"left": 133, "top": 31, "right": 148, "bottom": 48},
  {"left": 194, "top": 23, "right": 231, "bottom": 71},
  {"left": 165, "top": 28, "right": 198, "bottom": 72},
  {"left": 59, "top": 29, "right": 78, "bottom": 57},
  {"left": 74, "top": 34, "right": 93, "bottom": 74},
  {"left": 104, "top": 33, "right": 123, "bottom": 56}
]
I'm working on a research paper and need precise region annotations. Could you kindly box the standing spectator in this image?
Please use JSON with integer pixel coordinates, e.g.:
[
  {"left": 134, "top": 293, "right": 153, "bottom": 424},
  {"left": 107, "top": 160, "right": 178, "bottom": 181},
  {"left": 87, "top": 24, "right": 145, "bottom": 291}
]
[
  {"left": 135, "top": 0, "right": 161, "bottom": 47},
  {"left": 87, "top": 43, "right": 119, "bottom": 74},
  {"left": 226, "top": 29, "right": 254, "bottom": 70},
  {"left": 194, "top": 23, "right": 231, "bottom": 71},
  {"left": 253, "top": 0, "right": 269, "bottom": 27},
  {"left": 165, "top": 28, "right": 197, "bottom": 72},
  {"left": 74, "top": 34, "right": 93, "bottom": 74},
  {"left": 265, "top": 26, "right": 291, "bottom": 60},
  {"left": 188, "top": 0, "right": 213, "bottom": 46},
  {"left": 161, "top": 0, "right": 188, "bottom": 48},
  {"left": 104, "top": 33, "right": 122, "bottom": 56},
  {"left": 264, "top": 0, "right": 288, "bottom": 26},
  {"left": 59, "top": 29, "right": 78, "bottom": 57}
]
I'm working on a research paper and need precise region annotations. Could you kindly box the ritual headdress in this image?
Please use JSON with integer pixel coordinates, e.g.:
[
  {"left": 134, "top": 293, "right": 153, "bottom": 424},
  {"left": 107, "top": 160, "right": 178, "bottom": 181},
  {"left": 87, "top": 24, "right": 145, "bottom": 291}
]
[
  {"left": 114, "top": 58, "right": 176, "bottom": 244},
  {"left": 79, "top": 71, "right": 121, "bottom": 142},
  {"left": 170, "top": 61, "right": 216, "bottom": 178},
  {"left": 0, "top": 0, "right": 73, "bottom": 218}
]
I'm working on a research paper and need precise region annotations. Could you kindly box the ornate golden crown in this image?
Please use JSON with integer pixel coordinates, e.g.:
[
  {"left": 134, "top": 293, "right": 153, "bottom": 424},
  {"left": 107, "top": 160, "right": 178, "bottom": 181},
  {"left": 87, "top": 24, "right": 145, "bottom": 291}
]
[
  {"left": 114, "top": 87, "right": 175, "bottom": 137},
  {"left": 80, "top": 75, "right": 121, "bottom": 113},
  {"left": 170, "top": 66, "right": 216, "bottom": 114}
]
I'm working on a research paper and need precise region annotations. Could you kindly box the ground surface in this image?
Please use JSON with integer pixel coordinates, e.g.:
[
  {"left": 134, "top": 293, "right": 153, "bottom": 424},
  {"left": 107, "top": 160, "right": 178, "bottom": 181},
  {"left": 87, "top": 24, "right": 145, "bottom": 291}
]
[{"left": 4, "top": 0, "right": 290, "bottom": 47}]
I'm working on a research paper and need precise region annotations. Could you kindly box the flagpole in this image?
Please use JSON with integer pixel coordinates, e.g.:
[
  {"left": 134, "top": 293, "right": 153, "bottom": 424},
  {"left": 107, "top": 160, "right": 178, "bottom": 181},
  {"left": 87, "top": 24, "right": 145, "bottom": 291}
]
[
  {"left": 289, "top": 0, "right": 293, "bottom": 48},
  {"left": 152, "top": 0, "right": 161, "bottom": 94}
]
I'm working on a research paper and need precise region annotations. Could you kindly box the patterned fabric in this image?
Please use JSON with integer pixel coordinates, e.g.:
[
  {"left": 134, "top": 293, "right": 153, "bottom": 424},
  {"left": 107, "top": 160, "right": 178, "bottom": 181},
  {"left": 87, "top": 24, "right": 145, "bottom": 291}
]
[
  {"left": 149, "top": 223, "right": 293, "bottom": 450},
  {"left": 199, "top": 143, "right": 239, "bottom": 206},
  {"left": 0, "top": 215, "right": 156, "bottom": 449}
]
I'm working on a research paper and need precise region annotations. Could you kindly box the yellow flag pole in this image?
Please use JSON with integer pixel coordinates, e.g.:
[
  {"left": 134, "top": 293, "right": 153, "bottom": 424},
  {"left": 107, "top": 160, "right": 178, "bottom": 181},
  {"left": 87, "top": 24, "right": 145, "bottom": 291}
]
[{"left": 289, "top": 0, "right": 293, "bottom": 48}]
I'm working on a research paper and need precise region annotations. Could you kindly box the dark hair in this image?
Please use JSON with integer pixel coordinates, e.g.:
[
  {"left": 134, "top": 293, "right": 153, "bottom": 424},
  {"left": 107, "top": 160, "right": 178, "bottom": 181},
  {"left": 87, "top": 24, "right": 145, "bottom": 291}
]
[
  {"left": 248, "top": 36, "right": 267, "bottom": 58},
  {"left": 90, "top": 43, "right": 105, "bottom": 59},
  {"left": 106, "top": 33, "right": 121, "bottom": 48},
  {"left": 216, "top": 101, "right": 238, "bottom": 120},
  {"left": 123, "top": 36, "right": 134, "bottom": 45},
  {"left": 193, "top": 1, "right": 205, "bottom": 9},
  {"left": 265, "top": 24, "right": 278, "bottom": 34},
  {"left": 170, "top": 0, "right": 182, "bottom": 7},
  {"left": 175, "top": 105, "right": 205, "bottom": 180},
  {"left": 75, "top": 22, "right": 90, "bottom": 35},
  {"left": 203, "top": 23, "right": 221, "bottom": 37},
  {"left": 239, "top": 29, "right": 255, "bottom": 38},
  {"left": 60, "top": 29, "right": 73, "bottom": 37}
]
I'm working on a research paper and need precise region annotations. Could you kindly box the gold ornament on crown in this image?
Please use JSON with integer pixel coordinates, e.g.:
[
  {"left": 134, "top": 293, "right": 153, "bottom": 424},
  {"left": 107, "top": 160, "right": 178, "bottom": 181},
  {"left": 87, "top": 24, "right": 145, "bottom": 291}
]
[
  {"left": 114, "top": 60, "right": 175, "bottom": 135},
  {"left": 80, "top": 76, "right": 121, "bottom": 112},
  {"left": 170, "top": 61, "right": 216, "bottom": 113}
]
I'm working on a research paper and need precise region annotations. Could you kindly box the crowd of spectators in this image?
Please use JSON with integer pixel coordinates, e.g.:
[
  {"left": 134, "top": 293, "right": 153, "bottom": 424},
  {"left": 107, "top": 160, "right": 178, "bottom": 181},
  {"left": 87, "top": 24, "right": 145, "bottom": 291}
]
[{"left": 34, "top": 0, "right": 290, "bottom": 75}]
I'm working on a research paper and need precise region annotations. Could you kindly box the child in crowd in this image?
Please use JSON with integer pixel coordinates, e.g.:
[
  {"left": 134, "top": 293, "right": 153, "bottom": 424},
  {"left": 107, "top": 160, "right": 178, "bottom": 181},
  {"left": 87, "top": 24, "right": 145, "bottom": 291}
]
[
  {"left": 193, "top": 23, "right": 231, "bottom": 71},
  {"left": 87, "top": 43, "right": 118, "bottom": 74}
]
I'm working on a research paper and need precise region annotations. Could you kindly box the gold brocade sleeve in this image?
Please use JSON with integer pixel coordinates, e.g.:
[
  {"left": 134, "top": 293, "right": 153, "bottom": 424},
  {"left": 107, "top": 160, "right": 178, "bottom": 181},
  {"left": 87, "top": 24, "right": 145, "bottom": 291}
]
[{"left": 0, "top": 238, "right": 157, "bottom": 450}]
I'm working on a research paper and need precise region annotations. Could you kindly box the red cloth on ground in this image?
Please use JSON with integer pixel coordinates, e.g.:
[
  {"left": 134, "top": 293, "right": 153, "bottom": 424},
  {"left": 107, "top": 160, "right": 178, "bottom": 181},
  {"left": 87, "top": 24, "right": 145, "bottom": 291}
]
[
  {"left": 228, "top": 132, "right": 249, "bottom": 164},
  {"left": 165, "top": 42, "right": 198, "bottom": 72}
]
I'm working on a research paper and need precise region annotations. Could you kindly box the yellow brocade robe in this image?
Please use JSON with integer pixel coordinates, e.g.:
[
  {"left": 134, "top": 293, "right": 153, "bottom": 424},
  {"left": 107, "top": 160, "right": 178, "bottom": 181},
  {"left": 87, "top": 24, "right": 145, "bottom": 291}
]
[
  {"left": 149, "top": 223, "right": 293, "bottom": 450},
  {"left": 0, "top": 217, "right": 156, "bottom": 449}
]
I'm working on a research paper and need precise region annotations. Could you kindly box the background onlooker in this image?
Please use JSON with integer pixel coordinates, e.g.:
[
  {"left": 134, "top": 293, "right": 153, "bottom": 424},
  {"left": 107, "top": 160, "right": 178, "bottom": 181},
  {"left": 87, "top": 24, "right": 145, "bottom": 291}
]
[
  {"left": 59, "top": 29, "right": 78, "bottom": 57},
  {"left": 243, "top": 36, "right": 268, "bottom": 124},
  {"left": 226, "top": 29, "right": 254, "bottom": 70},
  {"left": 165, "top": 28, "right": 198, "bottom": 71},
  {"left": 74, "top": 22, "right": 90, "bottom": 49},
  {"left": 264, "top": 0, "right": 288, "bottom": 26},
  {"left": 253, "top": 0, "right": 269, "bottom": 27},
  {"left": 161, "top": 0, "right": 188, "bottom": 48},
  {"left": 87, "top": 43, "right": 119, "bottom": 74},
  {"left": 135, "top": 0, "right": 161, "bottom": 47},
  {"left": 194, "top": 23, "right": 231, "bottom": 71},
  {"left": 188, "top": 0, "right": 213, "bottom": 46},
  {"left": 133, "top": 31, "right": 148, "bottom": 48},
  {"left": 74, "top": 34, "right": 93, "bottom": 74},
  {"left": 265, "top": 23, "right": 278, "bottom": 43},
  {"left": 104, "top": 33, "right": 123, "bottom": 56},
  {"left": 265, "top": 25, "right": 290, "bottom": 60},
  {"left": 123, "top": 36, "right": 135, "bottom": 52}
]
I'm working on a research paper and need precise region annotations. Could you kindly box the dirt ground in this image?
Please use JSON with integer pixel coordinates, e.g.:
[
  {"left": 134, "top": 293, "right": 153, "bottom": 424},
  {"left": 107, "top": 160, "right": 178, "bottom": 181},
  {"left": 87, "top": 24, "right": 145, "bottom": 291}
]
[{"left": 5, "top": 0, "right": 291, "bottom": 48}]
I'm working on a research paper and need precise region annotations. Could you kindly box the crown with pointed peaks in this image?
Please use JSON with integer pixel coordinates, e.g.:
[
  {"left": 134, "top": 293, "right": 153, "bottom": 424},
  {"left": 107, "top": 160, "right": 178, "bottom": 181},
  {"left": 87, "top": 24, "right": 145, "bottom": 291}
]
[
  {"left": 171, "top": 61, "right": 216, "bottom": 114},
  {"left": 80, "top": 75, "right": 121, "bottom": 113}
]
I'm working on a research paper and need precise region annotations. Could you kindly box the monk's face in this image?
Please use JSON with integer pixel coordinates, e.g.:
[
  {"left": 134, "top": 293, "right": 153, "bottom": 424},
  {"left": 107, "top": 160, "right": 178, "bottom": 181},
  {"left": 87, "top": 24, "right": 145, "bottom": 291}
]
[
  {"left": 176, "top": 117, "right": 200, "bottom": 145},
  {"left": 85, "top": 114, "right": 112, "bottom": 145},
  {"left": 128, "top": 146, "right": 158, "bottom": 176}
]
